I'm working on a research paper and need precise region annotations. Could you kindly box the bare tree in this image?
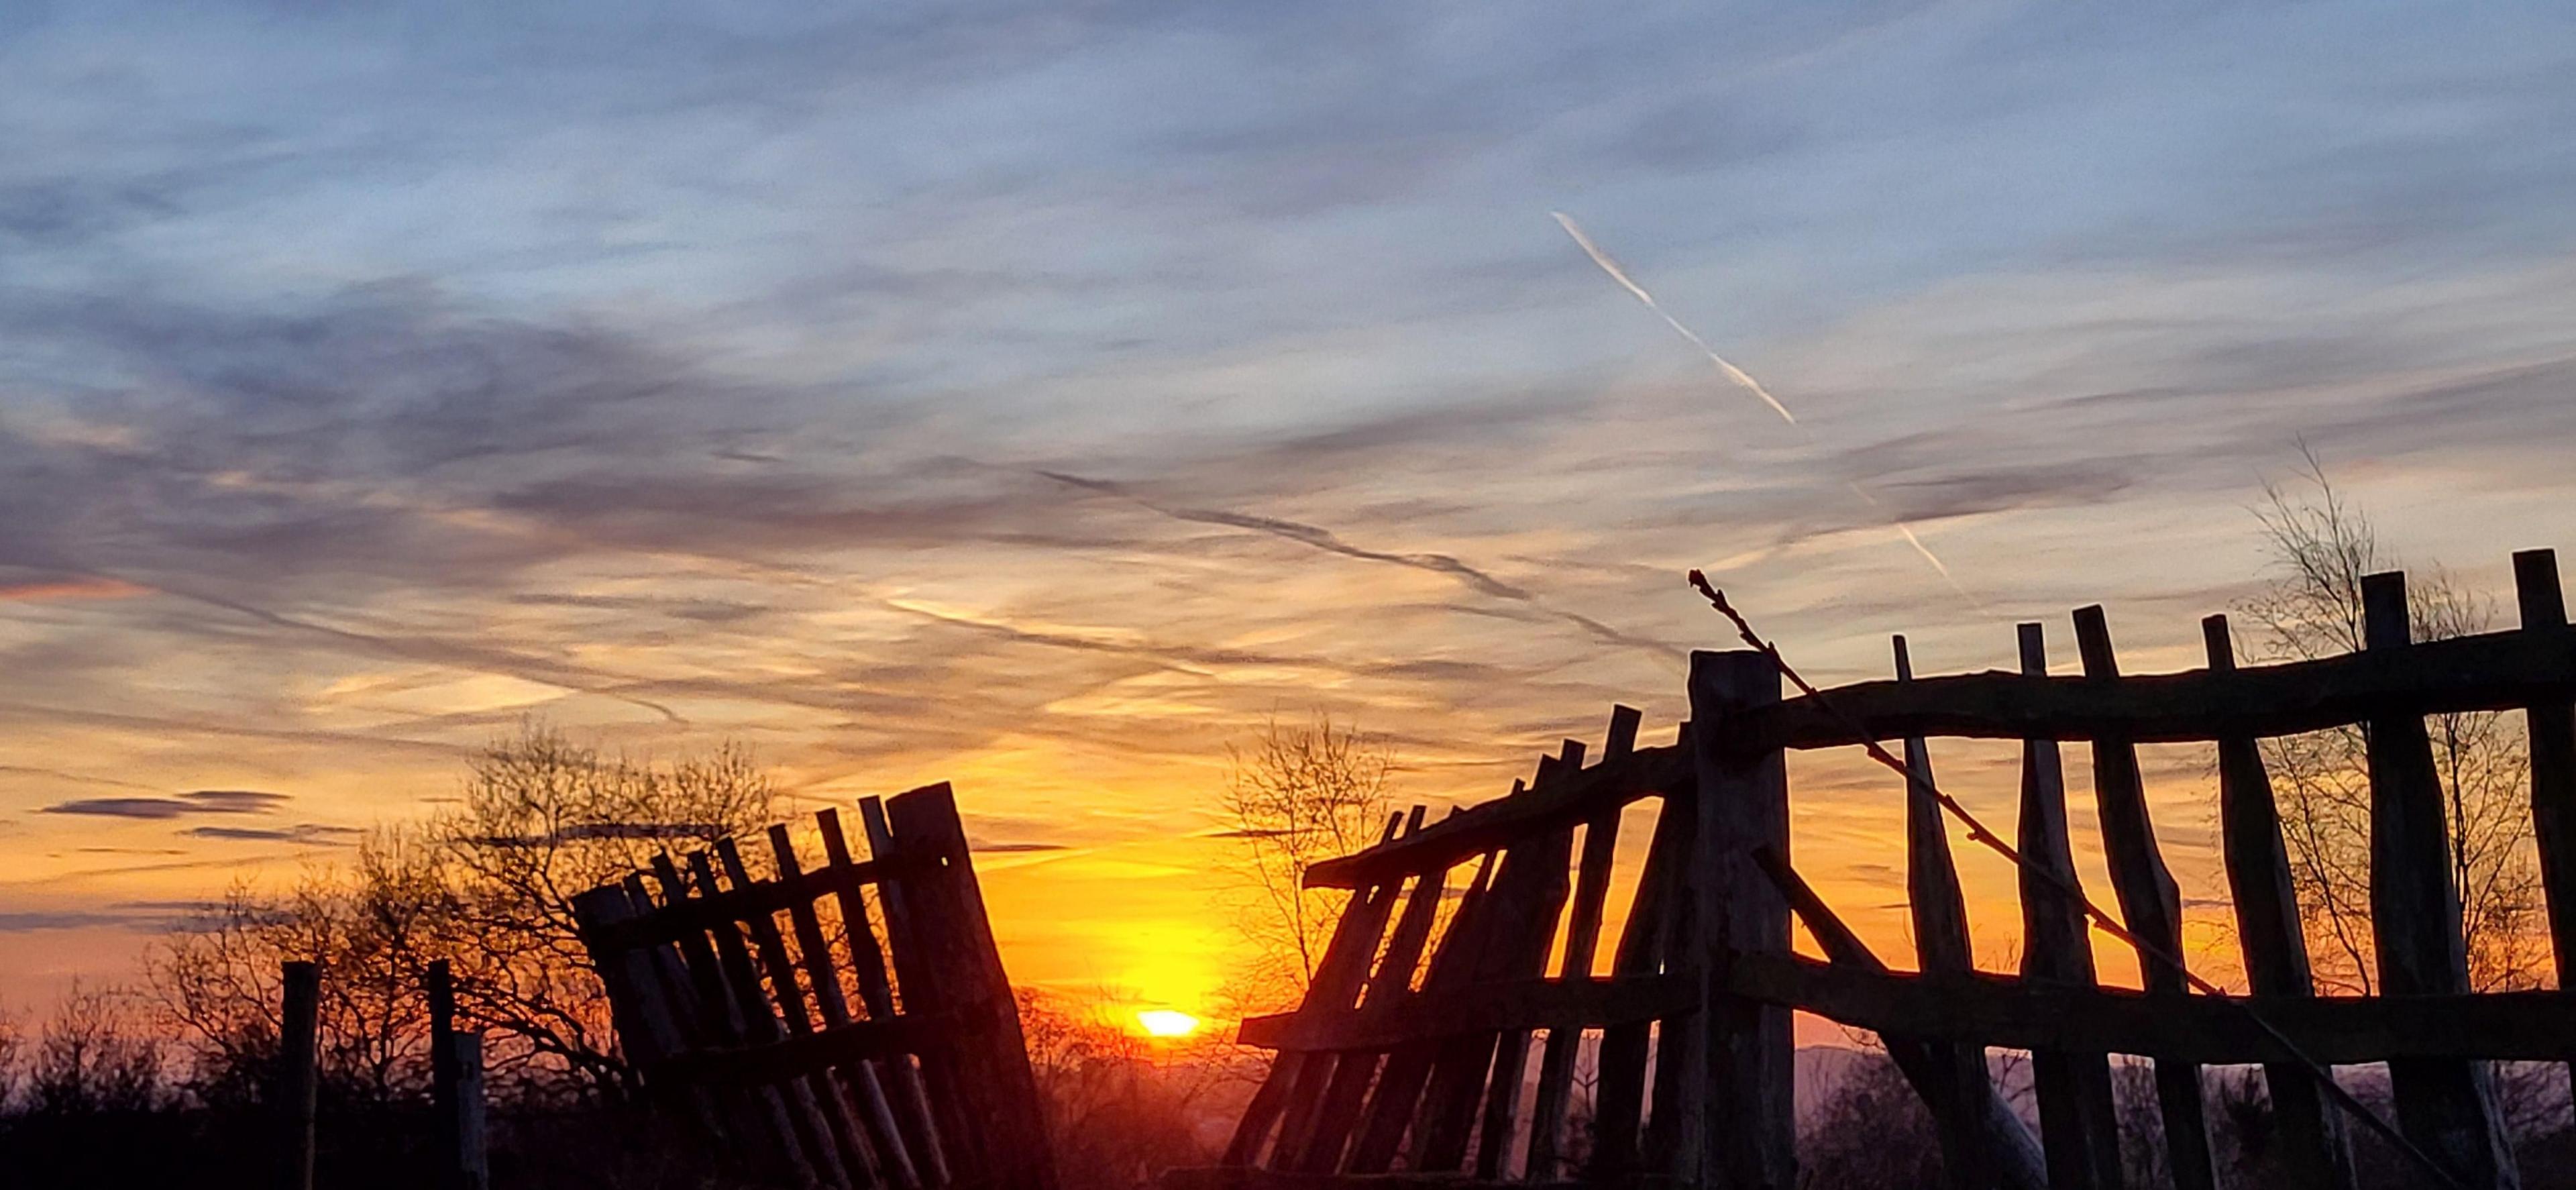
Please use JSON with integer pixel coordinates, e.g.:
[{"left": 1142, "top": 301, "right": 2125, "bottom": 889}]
[
  {"left": 2237, "top": 451, "right": 2545, "bottom": 993},
  {"left": 150, "top": 724, "right": 778, "bottom": 1102},
  {"left": 1219, "top": 715, "right": 1394, "bottom": 1001}
]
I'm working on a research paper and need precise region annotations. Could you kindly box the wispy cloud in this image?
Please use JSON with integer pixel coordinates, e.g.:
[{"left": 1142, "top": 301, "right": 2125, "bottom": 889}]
[{"left": 38, "top": 790, "right": 291, "bottom": 820}]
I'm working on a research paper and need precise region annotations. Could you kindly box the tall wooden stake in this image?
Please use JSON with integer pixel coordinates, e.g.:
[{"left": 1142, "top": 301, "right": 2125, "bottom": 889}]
[{"left": 278, "top": 960, "right": 321, "bottom": 1190}]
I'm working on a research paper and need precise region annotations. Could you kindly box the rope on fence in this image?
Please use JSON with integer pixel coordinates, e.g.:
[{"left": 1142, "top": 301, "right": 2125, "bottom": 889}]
[{"left": 1686, "top": 568, "right": 2470, "bottom": 1190}]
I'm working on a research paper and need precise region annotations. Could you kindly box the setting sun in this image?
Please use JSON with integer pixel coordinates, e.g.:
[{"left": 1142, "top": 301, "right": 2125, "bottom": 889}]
[{"left": 1134, "top": 1009, "right": 1201, "bottom": 1038}]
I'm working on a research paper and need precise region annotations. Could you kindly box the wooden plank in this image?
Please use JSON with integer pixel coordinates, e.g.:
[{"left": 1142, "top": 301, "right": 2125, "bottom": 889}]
[
  {"left": 686, "top": 849, "right": 845, "bottom": 1187},
  {"left": 883, "top": 783, "right": 1060, "bottom": 1190},
  {"left": 715, "top": 838, "right": 875, "bottom": 1189},
  {"left": 1239, "top": 975, "right": 1693, "bottom": 1052},
  {"left": 1750, "top": 851, "right": 2047, "bottom": 1190},
  {"left": 772, "top": 824, "right": 910, "bottom": 1189},
  {"left": 2360, "top": 574, "right": 2518, "bottom": 1188},
  {"left": 1269, "top": 813, "right": 1410, "bottom": 1171},
  {"left": 1895, "top": 636, "right": 1993, "bottom": 1190},
  {"left": 861, "top": 795, "right": 976, "bottom": 1185},
  {"left": 1410, "top": 815, "right": 1573, "bottom": 1172},
  {"left": 641, "top": 1006, "right": 982, "bottom": 1086},
  {"left": 1305, "top": 745, "right": 1688, "bottom": 889},
  {"left": 2011, "top": 624, "right": 2123, "bottom": 1190},
  {"left": 1472, "top": 745, "right": 1586, "bottom": 1180},
  {"left": 1527, "top": 709, "right": 1642, "bottom": 1180},
  {"left": 1723, "top": 949, "right": 2576, "bottom": 1065},
  {"left": 1745, "top": 620, "right": 2576, "bottom": 750},
  {"left": 2514, "top": 549, "right": 2576, "bottom": 1114},
  {"left": 2206, "top": 615, "right": 2358, "bottom": 1190},
  {"left": 583, "top": 856, "right": 899, "bottom": 953},
  {"left": 641, "top": 857, "right": 809, "bottom": 1188},
  {"left": 1585, "top": 784, "right": 1689, "bottom": 1184},
  {"left": 278, "top": 959, "right": 319, "bottom": 1190},
  {"left": 1686, "top": 649, "right": 1793, "bottom": 1190},
  {"left": 817, "top": 808, "right": 945, "bottom": 1188},
  {"left": 1345, "top": 850, "right": 1497, "bottom": 1173},
  {"left": 2072, "top": 606, "right": 2218, "bottom": 1190},
  {"left": 1289, "top": 808, "right": 1434, "bottom": 1175}
]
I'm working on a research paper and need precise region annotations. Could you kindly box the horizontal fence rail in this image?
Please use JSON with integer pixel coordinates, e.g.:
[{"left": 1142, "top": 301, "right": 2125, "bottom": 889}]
[{"left": 1183, "top": 547, "right": 2576, "bottom": 1190}]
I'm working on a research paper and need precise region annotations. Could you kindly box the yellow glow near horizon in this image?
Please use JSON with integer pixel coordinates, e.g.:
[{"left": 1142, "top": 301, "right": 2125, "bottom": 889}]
[{"left": 1135, "top": 1009, "right": 1200, "bottom": 1038}]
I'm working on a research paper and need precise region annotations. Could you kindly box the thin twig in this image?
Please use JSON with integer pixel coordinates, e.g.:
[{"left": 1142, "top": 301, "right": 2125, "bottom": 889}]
[{"left": 1686, "top": 569, "right": 2469, "bottom": 1190}]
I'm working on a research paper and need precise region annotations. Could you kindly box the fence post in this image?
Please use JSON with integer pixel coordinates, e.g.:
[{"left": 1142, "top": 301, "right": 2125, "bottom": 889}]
[
  {"left": 278, "top": 960, "right": 320, "bottom": 1190},
  {"left": 2361, "top": 572, "right": 2518, "bottom": 1187},
  {"left": 448, "top": 1031, "right": 489, "bottom": 1190},
  {"left": 427, "top": 959, "right": 460, "bottom": 1190},
  {"left": 1895, "top": 637, "right": 1990, "bottom": 1190},
  {"left": 2512, "top": 549, "right": 2576, "bottom": 1115},
  {"left": 1686, "top": 649, "right": 1794, "bottom": 1190}
]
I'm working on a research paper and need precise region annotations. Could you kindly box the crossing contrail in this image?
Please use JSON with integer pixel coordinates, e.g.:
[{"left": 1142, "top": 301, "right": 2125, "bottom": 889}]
[{"left": 1551, "top": 211, "right": 1797, "bottom": 425}]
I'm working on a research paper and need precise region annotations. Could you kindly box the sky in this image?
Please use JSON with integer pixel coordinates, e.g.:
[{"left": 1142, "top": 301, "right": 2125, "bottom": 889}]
[{"left": 5, "top": 1, "right": 2576, "bottom": 1032}]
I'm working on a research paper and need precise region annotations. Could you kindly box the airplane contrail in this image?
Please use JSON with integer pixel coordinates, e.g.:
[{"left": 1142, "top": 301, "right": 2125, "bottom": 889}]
[
  {"left": 1554, "top": 211, "right": 1980, "bottom": 604},
  {"left": 1551, "top": 211, "right": 1798, "bottom": 425}
]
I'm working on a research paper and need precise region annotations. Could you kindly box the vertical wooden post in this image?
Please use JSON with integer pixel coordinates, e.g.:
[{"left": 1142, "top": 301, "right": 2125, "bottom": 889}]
[
  {"left": 1686, "top": 649, "right": 1794, "bottom": 1190},
  {"left": 427, "top": 959, "right": 464, "bottom": 1190},
  {"left": 2072, "top": 606, "right": 2218, "bottom": 1190},
  {"left": 1587, "top": 779, "right": 1690, "bottom": 1183},
  {"left": 2206, "top": 615, "right": 2358, "bottom": 1190},
  {"left": 278, "top": 960, "right": 320, "bottom": 1190},
  {"left": 1895, "top": 637, "right": 1994, "bottom": 1190},
  {"left": 2513, "top": 549, "right": 2576, "bottom": 1114},
  {"left": 2361, "top": 572, "right": 2518, "bottom": 1188},
  {"left": 1527, "top": 708, "right": 1642, "bottom": 1179},
  {"left": 447, "top": 1031, "right": 489, "bottom": 1190},
  {"left": 2014, "top": 623, "right": 2124, "bottom": 1190}
]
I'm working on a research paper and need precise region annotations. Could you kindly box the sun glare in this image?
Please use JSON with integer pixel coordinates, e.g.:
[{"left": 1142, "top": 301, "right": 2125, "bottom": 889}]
[{"left": 1135, "top": 1009, "right": 1200, "bottom": 1038}]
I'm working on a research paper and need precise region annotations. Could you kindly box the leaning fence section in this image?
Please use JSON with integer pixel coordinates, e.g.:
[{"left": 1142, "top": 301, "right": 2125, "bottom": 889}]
[
  {"left": 573, "top": 781, "right": 1054, "bottom": 1190},
  {"left": 1179, "top": 547, "right": 2576, "bottom": 1190}
]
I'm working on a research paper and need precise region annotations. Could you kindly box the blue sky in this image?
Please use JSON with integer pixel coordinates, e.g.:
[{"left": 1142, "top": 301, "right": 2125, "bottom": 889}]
[{"left": 5, "top": 1, "right": 2575, "bottom": 1010}]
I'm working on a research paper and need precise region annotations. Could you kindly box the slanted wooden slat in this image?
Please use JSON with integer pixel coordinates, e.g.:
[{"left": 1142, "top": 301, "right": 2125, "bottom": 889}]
[
  {"left": 1238, "top": 975, "right": 1692, "bottom": 1052},
  {"left": 1895, "top": 637, "right": 1992, "bottom": 1190},
  {"left": 686, "top": 849, "right": 847, "bottom": 1186},
  {"left": 1751, "top": 849, "right": 2046, "bottom": 1190},
  {"left": 2011, "top": 624, "right": 2123, "bottom": 1190},
  {"left": 1346, "top": 850, "right": 1497, "bottom": 1173},
  {"left": 816, "top": 809, "right": 946, "bottom": 1187},
  {"left": 1267, "top": 813, "right": 1410, "bottom": 1171},
  {"left": 2206, "top": 616, "right": 2357, "bottom": 1190},
  {"left": 1586, "top": 781, "right": 1690, "bottom": 1184},
  {"left": 2514, "top": 549, "right": 2576, "bottom": 1114},
  {"left": 642, "top": 856, "right": 808, "bottom": 1188},
  {"left": 710, "top": 839, "right": 869, "bottom": 1190},
  {"left": 2361, "top": 574, "right": 2518, "bottom": 1188},
  {"left": 860, "top": 796, "right": 980, "bottom": 1185},
  {"left": 1527, "top": 708, "right": 1642, "bottom": 1179},
  {"left": 2073, "top": 606, "right": 2218, "bottom": 1190},
  {"left": 1412, "top": 814, "right": 1572, "bottom": 1171},
  {"left": 1289, "top": 806, "right": 1435, "bottom": 1174},
  {"left": 771, "top": 824, "right": 910, "bottom": 1189},
  {"left": 1686, "top": 650, "right": 1793, "bottom": 1190},
  {"left": 1305, "top": 746, "right": 1690, "bottom": 889},
  {"left": 881, "top": 783, "right": 1059, "bottom": 1190},
  {"left": 1472, "top": 743, "right": 1587, "bottom": 1179}
]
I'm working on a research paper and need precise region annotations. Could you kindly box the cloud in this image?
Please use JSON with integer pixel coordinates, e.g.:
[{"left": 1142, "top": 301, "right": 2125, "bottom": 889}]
[
  {"left": 38, "top": 789, "right": 291, "bottom": 819},
  {"left": 970, "top": 841, "right": 1073, "bottom": 853},
  {"left": 182, "top": 823, "right": 363, "bottom": 844}
]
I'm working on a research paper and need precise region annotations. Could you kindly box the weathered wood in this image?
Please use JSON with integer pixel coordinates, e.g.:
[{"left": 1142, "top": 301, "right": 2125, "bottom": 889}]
[
  {"left": 1687, "top": 650, "right": 1793, "bottom": 1190},
  {"left": 1412, "top": 819, "right": 1572, "bottom": 1173},
  {"left": 1472, "top": 745, "right": 1585, "bottom": 1180},
  {"left": 2206, "top": 615, "right": 2357, "bottom": 1190},
  {"left": 1587, "top": 787, "right": 1690, "bottom": 1183},
  {"left": 883, "top": 783, "right": 1059, "bottom": 1190},
  {"left": 1305, "top": 745, "right": 1689, "bottom": 889},
  {"left": 682, "top": 850, "right": 843, "bottom": 1187},
  {"left": 1289, "top": 809, "right": 1433, "bottom": 1174},
  {"left": 818, "top": 808, "right": 945, "bottom": 1187},
  {"left": 2072, "top": 606, "right": 2217, "bottom": 1190},
  {"left": 1238, "top": 975, "right": 1693, "bottom": 1052},
  {"left": 1346, "top": 851, "right": 1497, "bottom": 1173},
  {"left": 1896, "top": 637, "right": 1992, "bottom": 1190},
  {"left": 2361, "top": 574, "right": 2519, "bottom": 1189},
  {"left": 771, "top": 823, "right": 911, "bottom": 1189},
  {"left": 1527, "top": 708, "right": 1641, "bottom": 1179},
  {"left": 1725, "top": 949, "right": 2576, "bottom": 1065},
  {"left": 714, "top": 837, "right": 874, "bottom": 1189},
  {"left": 1752, "top": 850, "right": 2047, "bottom": 1190},
  {"left": 859, "top": 796, "right": 971, "bottom": 1185},
  {"left": 2012, "top": 623, "right": 2123, "bottom": 1190},
  {"left": 638, "top": 859, "right": 808, "bottom": 1187},
  {"left": 443, "top": 1032, "right": 489, "bottom": 1190},
  {"left": 1269, "top": 815, "right": 1409, "bottom": 1171},
  {"left": 2514, "top": 550, "right": 2576, "bottom": 1114},
  {"left": 582, "top": 855, "right": 899, "bottom": 953},
  {"left": 277, "top": 960, "right": 319, "bottom": 1190}
]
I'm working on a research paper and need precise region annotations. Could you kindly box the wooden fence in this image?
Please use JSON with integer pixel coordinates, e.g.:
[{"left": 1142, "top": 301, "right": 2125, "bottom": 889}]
[
  {"left": 573, "top": 781, "right": 1054, "bottom": 1190},
  {"left": 1181, "top": 549, "right": 2576, "bottom": 1190}
]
